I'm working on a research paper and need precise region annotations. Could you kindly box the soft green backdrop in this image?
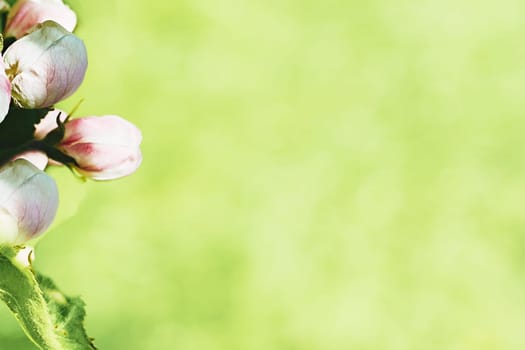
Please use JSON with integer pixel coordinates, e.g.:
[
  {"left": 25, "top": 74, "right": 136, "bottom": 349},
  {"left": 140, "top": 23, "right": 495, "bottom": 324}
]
[{"left": 2, "top": 0, "right": 525, "bottom": 349}]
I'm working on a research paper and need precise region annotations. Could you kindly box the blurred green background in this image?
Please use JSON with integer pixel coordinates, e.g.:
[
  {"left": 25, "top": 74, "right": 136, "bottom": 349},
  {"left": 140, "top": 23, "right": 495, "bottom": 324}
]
[{"left": 3, "top": 0, "right": 525, "bottom": 348}]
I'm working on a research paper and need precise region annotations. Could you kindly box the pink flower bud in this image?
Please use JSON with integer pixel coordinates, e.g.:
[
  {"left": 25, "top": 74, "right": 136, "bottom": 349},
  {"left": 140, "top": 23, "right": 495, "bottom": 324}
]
[
  {"left": 4, "top": 0, "right": 76, "bottom": 39},
  {"left": 0, "top": 59, "right": 11, "bottom": 123},
  {"left": 13, "top": 150, "right": 48, "bottom": 170},
  {"left": 34, "top": 108, "right": 67, "bottom": 140},
  {"left": 59, "top": 116, "right": 142, "bottom": 180},
  {"left": 4, "top": 21, "right": 87, "bottom": 109},
  {"left": 0, "top": 159, "right": 58, "bottom": 243}
]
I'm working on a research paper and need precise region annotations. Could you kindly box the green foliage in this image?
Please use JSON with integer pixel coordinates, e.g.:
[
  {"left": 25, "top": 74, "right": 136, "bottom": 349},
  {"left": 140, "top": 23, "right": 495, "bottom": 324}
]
[
  {"left": 0, "top": 105, "right": 49, "bottom": 148},
  {"left": 0, "top": 105, "right": 51, "bottom": 166},
  {"left": 0, "top": 246, "right": 95, "bottom": 350}
]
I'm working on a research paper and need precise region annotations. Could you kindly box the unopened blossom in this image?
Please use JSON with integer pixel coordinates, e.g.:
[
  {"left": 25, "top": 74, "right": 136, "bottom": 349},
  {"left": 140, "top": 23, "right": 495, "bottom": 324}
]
[
  {"left": 0, "top": 59, "right": 11, "bottom": 123},
  {"left": 5, "top": 0, "right": 76, "bottom": 39},
  {"left": 59, "top": 115, "right": 142, "bottom": 180},
  {"left": 0, "top": 159, "right": 58, "bottom": 244},
  {"left": 14, "top": 150, "right": 48, "bottom": 170},
  {"left": 34, "top": 108, "right": 67, "bottom": 140},
  {"left": 4, "top": 20, "right": 87, "bottom": 109}
]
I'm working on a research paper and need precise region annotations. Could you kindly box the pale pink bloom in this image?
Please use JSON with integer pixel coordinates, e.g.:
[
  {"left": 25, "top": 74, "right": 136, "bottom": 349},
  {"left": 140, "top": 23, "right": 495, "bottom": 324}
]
[
  {"left": 0, "top": 159, "right": 58, "bottom": 243},
  {"left": 34, "top": 108, "right": 67, "bottom": 140},
  {"left": 13, "top": 150, "right": 48, "bottom": 170},
  {"left": 4, "top": 21, "right": 87, "bottom": 109},
  {"left": 59, "top": 116, "right": 142, "bottom": 180},
  {"left": 34, "top": 109, "right": 67, "bottom": 167},
  {"left": 5, "top": 0, "right": 76, "bottom": 39},
  {"left": 0, "top": 59, "right": 11, "bottom": 123}
]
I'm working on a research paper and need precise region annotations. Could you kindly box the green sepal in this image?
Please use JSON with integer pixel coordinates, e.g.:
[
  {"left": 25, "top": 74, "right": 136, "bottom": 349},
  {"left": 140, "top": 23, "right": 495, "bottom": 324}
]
[{"left": 0, "top": 246, "right": 96, "bottom": 350}]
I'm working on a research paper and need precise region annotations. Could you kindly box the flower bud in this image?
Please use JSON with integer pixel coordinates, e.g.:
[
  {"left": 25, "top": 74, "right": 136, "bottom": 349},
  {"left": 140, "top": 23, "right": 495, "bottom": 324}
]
[
  {"left": 59, "top": 115, "right": 142, "bottom": 180},
  {"left": 5, "top": 0, "right": 77, "bottom": 39},
  {"left": 14, "top": 150, "right": 48, "bottom": 170},
  {"left": 0, "top": 59, "right": 11, "bottom": 123},
  {"left": 4, "top": 20, "right": 87, "bottom": 109},
  {"left": 34, "top": 108, "right": 67, "bottom": 140},
  {"left": 0, "top": 159, "right": 58, "bottom": 244}
]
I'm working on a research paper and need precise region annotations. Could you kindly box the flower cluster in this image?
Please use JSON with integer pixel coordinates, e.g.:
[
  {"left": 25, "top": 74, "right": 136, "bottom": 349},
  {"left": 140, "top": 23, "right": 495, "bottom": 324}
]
[{"left": 0, "top": 0, "right": 142, "bottom": 244}]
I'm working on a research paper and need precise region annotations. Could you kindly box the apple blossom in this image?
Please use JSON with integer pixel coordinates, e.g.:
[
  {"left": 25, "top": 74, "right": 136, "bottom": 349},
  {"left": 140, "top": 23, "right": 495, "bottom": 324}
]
[
  {"left": 4, "top": 20, "right": 87, "bottom": 109},
  {"left": 34, "top": 108, "right": 67, "bottom": 139},
  {"left": 0, "top": 59, "right": 11, "bottom": 123},
  {"left": 58, "top": 115, "right": 142, "bottom": 180},
  {"left": 0, "top": 1, "right": 144, "bottom": 347},
  {"left": 0, "top": 159, "right": 58, "bottom": 244},
  {"left": 13, "top": 150, "right": 48, "bottom": 170},
  {"left": 5, "top": 0, "right": 77, "bottom": 39}
]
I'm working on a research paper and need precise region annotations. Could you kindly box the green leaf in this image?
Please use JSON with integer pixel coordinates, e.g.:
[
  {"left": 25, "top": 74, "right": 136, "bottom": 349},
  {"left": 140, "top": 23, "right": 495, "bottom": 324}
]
[
  {"left": 0, "top": 104, "right": 51, "bottom": 149},
  {"left": 0, "top": 105, "right": 52, "bottom": 166},
  {"left": 0, "top": 246, "right": 96, "bottom": 350}
]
